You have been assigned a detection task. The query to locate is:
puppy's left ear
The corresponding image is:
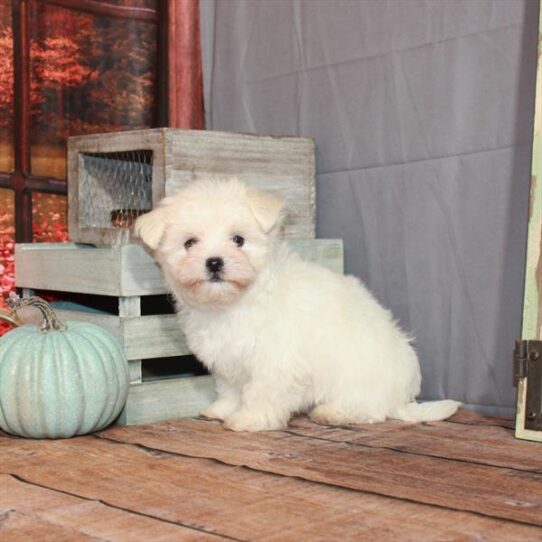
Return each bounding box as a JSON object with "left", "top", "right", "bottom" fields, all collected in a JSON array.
[
  {"left": 246, "top": 188, "right": 286, "bottom": 234},
  {"left": 133, "top": 198, "right": 173, "bottom": 250}
]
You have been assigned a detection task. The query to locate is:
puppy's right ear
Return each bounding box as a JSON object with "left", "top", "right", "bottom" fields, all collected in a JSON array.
[{"left": 133, "top": 198, "right": 172, "bottom": 250}]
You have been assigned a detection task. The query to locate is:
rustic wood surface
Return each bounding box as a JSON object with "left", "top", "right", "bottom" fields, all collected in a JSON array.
[
  {"left": 1, "top": 411, "right": 540, "bottom": 541},
  {"left": 0, "top": 475, "right": 221, "bottom": 542}
]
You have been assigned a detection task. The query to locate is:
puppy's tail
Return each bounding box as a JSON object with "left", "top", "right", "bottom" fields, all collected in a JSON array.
[{"left": 392, "top": 400, "right": 461, "bottom": 422}]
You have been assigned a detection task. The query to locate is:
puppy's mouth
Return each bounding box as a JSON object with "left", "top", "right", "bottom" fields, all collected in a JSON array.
[
  {"left": 177, "top": 268, "right": 252, "bottom": 292},
  {"left": 207, "top": 275, "right": 247, "bottom": 289},
  {"left": 206, "top": 275, "right": 250, "bottom": 290},
  {"left": 208, "top": 273, "right": 224, "bottom": 283},
  {"left": 181, "top": 274, "right": 231, "bottom": 287}
]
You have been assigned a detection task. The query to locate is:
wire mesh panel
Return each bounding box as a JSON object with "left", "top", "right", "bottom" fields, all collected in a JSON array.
[{"left": 78, "top": 150, "right": 153, "bottom": 229}]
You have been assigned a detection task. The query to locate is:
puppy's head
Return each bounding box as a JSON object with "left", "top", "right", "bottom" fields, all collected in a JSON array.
[{"left": 134, "top": 178, "right": 285, "bottom": 307}]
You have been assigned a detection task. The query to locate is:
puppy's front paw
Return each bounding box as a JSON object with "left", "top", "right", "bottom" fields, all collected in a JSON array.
[
  {"left": 201, "top": 399, "right": 238, "bottom": 421},
  {"left": 224, "top": 409, "right": 286, "bottom": 432}
]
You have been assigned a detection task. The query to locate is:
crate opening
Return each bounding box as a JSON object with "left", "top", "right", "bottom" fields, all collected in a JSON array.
[
  {"left": 32, "top": 290, "right": 176, "bottom": 316},
  {"left": 78, "top": 150, "right": 153, "bottom": 229},
  {"left": 142, "top": 355, "right": 208, "bottom": 382}
]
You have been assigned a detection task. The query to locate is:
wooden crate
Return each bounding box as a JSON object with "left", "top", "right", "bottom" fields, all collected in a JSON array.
[
  {"left": 15, "top": 240, "right": 343, "bottom": 425},
  {"left": 67, "top": 129, "right": 315, "bottom": 245}
]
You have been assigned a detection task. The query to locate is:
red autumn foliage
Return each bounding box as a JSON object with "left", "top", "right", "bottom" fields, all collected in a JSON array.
[
  {"left": 0, "top": 193, "right": 68, "bottom": 335},
  {"left": 0, "top": 194, "right": 16, "bottom": 336}
]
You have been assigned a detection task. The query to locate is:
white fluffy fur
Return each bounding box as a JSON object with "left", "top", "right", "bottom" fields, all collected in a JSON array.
[{"left": 135, "top": 178, "right": 460, "bottom": 431}]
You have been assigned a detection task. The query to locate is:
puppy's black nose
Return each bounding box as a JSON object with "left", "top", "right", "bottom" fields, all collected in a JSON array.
[{"left": 206, "top": 257, "right": 224, "bottom": 274}]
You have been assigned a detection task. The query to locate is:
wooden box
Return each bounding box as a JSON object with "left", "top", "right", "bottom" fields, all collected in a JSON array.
[
  {"left": 15, "top": 240, "right": 343, "bottom": 425},
  {"left": 67, "top": 129, "right": 315, "bottom": 246}
]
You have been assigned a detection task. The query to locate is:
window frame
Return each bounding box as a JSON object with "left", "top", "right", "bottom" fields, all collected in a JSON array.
[{"left": 0, "top": 0, "right": 170, "bottom": 242}]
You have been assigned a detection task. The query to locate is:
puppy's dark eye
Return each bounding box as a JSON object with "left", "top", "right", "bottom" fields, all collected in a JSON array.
[
  {"left": 232, "top": 235, "right": 244, "bottom": 247},
  {"left": 184, "top": 238, "right": 198, "bottom": 249}
]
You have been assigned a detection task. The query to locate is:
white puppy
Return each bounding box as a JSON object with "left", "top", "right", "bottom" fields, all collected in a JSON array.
[{"left": 135, "top": 178, "right": 460, "bottom": 431}]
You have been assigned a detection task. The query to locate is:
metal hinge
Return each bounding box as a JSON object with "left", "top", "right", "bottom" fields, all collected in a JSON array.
[
  {"left": 514, "top": 339, "right": 542, "bottom": 433},
  {"left": 514, "top": 340, "right": 541, "bottom": 386}
]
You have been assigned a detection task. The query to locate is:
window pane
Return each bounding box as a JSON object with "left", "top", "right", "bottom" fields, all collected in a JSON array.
[
  {"left": 0, "top": 0, "right": 14, "bottom": 173},
  {"left": 28, "top": 1, "right": 158, "bottom": 180},
  {"left": 32, "top": 192, "right": 68, "bottom": 243},
  {"left": 0, "top": 188, "right": 15, "bottom": 335}
]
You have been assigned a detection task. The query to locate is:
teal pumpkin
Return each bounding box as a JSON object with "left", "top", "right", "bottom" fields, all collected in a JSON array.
[{"left": 0, "top": 296, "right": 129, "bottom": 439}]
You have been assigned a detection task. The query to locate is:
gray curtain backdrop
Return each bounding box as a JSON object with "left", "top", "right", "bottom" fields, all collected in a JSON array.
[{"left": 199, "top": 0, "right": 539, "bottom": 417}]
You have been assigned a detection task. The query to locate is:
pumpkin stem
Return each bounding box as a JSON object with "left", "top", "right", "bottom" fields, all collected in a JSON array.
[{"left": 6, "top": 293, "right": 67, "bottom": 333}]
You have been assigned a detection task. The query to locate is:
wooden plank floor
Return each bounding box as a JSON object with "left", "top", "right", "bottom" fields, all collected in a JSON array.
[{"left": 1, "top": 411, "right": 541, "bottom": 541}]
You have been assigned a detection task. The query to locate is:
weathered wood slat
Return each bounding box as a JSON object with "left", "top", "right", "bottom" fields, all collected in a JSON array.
[
  {"left": 1, "top": 434, "right": 539, "bottom": 541},
  {"left": 15, "top": 243, "right": 165, "bottom": 297},
  {"left": 15, "top": 239, "right": 343, "bottom": 297},
  {"left": 51, "top": 310, "right": 190, "bottom": 360},
  {"left": 118, "top": 296, "right": 141, "bottom": 317},
  {"left": 119, "top": 244, "right": 169, "bottom": 296},
  {"left": 447, "top": 409, "right": 516, "bottom": 429},
  {"left": 0, "top": 474, "right": 223, "bottom": 541},
  {"left": 15, "top": 243, "right": 125, "bottom": 296},
  {"left": 515, "top": 0, "right": 542, "bottom": 444},
  {"left": 286, "top": 414, "right": 541, "bottom": 472},
  {"left": 117, "top": 375, "right": 216, "bottom": 426},
  {"left": 283, "top": 238, "right": 344, "bottom": 274},
  {"left": 128, "top": 361, "right": 142, "bottom": 384},
  {"left": 521, "top": 6, "right": 542, "bottom": 348},
  {"left": 166, "top": 130, "right": 316, "bottom": 243},
  {"left": 53, "top": 308, "right": 122, "bottom": 336},
  {"left": 121, "top": 314, "right": 189, "bottom": 359},
  {"left": 102, "top": 417, "right": 542, "bottom": 526},
  {"left": 0, "top": 510, "right": 95, "bottom": 542}
]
